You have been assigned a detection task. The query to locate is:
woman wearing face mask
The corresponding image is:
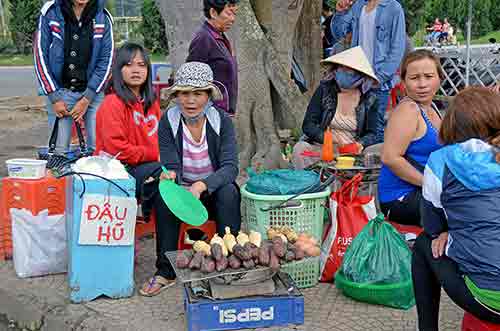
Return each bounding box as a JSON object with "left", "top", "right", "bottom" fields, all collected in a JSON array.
[
  {"left": 292, "top": 46, "right": 381, "bottom": 170},
  {"left": 138, "top": 62, "right": 241, "bottom": 296},
  {"left": 378, "top": 50, "right": 444, "bottom": 226}
]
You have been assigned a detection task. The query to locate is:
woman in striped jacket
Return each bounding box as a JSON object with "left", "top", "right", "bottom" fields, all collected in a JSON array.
[{"left": 139, "top": 62, "right": 241, "bottom": 296}]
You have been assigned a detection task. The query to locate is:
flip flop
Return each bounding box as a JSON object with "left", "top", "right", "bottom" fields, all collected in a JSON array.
[{"left": 139, "top": 275, "right": 175, "bottom": 297}]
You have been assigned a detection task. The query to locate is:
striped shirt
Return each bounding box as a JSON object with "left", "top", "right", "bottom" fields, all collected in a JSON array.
[{"left": 182, "top": 121, "right": 214, "bottom": 185}]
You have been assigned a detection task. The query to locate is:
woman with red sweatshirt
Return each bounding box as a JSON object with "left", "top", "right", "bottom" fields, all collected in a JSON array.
[{"left": 95, "top": 43, "right": 161, "bottom": 204}]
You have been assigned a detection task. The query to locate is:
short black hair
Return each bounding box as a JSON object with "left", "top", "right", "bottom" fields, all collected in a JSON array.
[
  {"left": 106, "top": 43, "right": 156, "bottom": 113},
  {"left": 203, "top": 0, "right": 239, "bottom": 19},
  {"left": 322, "top": 1, "right": 332, "bottom": 11}
]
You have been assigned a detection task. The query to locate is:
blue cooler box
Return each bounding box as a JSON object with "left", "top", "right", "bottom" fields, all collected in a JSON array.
[
  {"left": 184, "top": 280, "right": 304, "bottom": 331},
  {"left": 66, "top": 174, "right": 136, "bottom": 303}
]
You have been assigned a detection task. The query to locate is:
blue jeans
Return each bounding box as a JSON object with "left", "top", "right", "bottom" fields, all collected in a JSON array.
[
  {"left": 46, "top": 89, "right": 104, "bottom": 154},
  {"left": 374, "top": 88, "right": 390, "bottom": 143}
]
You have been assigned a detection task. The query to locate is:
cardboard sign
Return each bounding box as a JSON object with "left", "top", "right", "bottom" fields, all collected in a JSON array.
[{"left": 79, "top": 194, "right": 137, "bottom": 246}]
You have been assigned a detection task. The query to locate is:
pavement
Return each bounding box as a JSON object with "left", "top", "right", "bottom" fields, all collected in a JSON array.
[{"left": 0, "top": 236, "right": 464, "bottom": 331}]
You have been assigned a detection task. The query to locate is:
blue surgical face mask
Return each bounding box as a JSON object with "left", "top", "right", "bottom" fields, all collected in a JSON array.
[
  {"left": 335, "top": 70, "right": 364, "bottom": 90},
  {"left": 181, "top": 100, "right": 213, "bottom": 125}
]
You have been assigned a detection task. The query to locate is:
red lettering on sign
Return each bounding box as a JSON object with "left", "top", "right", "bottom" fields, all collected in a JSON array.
[
  {"left": 115, "top": 207, "right": 127, "bottom": 221},
  {"left": 112, "top": 222, "right": 124, "bottom": 241},
  {"left": 84, "top": 204, "right": 100, "bottom": 221},
  {"left": 97, "top": 225, "right": 111, "bottom": 243}
]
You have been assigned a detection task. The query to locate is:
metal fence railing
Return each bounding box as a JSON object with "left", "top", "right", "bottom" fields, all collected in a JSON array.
[{"left": 423, "top": 44, "right": 500, "bottom": 98}]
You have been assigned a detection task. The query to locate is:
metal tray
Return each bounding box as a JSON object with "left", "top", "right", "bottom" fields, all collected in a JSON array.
[
  {"left": 165, "top": 250, "right": 317, "bottom": 284},
  {"left": 166, "top": 250, "right": 274, "bottom": 283}
]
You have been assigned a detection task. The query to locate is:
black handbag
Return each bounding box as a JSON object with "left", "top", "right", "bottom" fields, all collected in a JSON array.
[{"left": 38, "top": 118, "right": 90, "bottom": 171}]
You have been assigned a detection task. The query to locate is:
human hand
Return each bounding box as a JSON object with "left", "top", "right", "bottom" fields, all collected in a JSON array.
[
  {"left": 336, "top": 0, "right": 354, "bottom": 12},
  {"left": 490, "top": 83, "right": 500, "bottom": 94},
  {"left": 160, "top": 170, "right": 176, "bottom": 181},
  {"left": 70, "top": 97, "right": 90, "bottom": 122},
  {"left": 355, "top": 142, "right": 364, "bottom": 154},
  {"left": 188, "top": 181, "right": 207, "bottom": 199},
  {"left": 431, "top": 232, "right": 448, "bottom": 259},
  {"left": 52, "top": 100, "right": 70, "bottom": 118}
]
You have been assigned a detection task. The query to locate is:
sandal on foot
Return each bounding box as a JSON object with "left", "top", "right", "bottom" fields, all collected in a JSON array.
[{"left": 139, "top": 275, "right": 175, "bottom": 297}]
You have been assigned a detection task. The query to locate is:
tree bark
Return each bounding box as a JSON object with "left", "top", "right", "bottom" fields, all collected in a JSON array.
[{"left": 157, "top": 0, "right": 320, "bottom": 170}]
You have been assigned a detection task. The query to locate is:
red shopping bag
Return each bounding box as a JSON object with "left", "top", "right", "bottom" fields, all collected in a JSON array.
[{"left": 320, "top": 174, "right": 377, "bottom": 282}]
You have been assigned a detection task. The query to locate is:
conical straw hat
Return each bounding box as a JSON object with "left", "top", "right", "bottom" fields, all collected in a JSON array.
[{"left": 321, "top": 46, "right": 379, "bottom": 82}]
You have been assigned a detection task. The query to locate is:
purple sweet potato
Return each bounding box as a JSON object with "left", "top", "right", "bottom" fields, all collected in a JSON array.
[
  {"left": 272, "top": 236, "right": 286, "bottom": 258},
  {"left": 244, "top": 242, "right": 259, "bottom": 259},
  {"left": 200, "top": 256, "right": 216, "bottom": 273},
  {"left": 215, "top": 256, "right": 229, "bottom": 272},
  {"left": 242, "top": 259, "right": 255, "bottom": 269},
  {"left": 228, "top": 255, "right": 242, "bottom": 269},
  {"left": 175, "top": 250, "right": 193, "bottom": 269},
  {"left": 269, "top": 250, "right": 280, "bottom": 272},
  {"left": 189, "top": 251, "right": 204, "bottom": 270},
  {"left": 233, "top": 244, "right": 251, "bottom": 261},
  {"left": 258, "top": 245, "right": 270, "bottom": 266},
  {"left": 211, "top": 243, "right": 224, "bottom": 262}
]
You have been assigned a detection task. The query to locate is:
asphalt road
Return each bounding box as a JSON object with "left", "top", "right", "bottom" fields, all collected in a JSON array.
[{"left": 0, "top": 67, "right": 39, "bottom": 97}]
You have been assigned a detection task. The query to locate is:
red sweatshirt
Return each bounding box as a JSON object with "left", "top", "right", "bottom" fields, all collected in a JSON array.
[{"left": 95, "top": 93, "right": 160, "bottom": 166}]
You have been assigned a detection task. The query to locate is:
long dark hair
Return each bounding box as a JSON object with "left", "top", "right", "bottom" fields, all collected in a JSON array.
[{"left": 106, "top": 43, "right": 156, "bottom": 113}]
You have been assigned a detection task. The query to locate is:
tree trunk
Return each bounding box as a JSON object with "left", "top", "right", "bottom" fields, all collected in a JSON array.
[{"left": 156, "top": 0, "right": 320, "bottom": 170}]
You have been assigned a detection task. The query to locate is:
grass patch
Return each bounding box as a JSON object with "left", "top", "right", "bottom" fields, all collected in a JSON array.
[
  {"left": 0, "top": 54, "right": 33, "bottom": 66},
  {"left": 151, "top": 53, "right": 168, "bottom": 63},
  {"left": 413, "top": 29, "right": 500, "bottom": 47}
]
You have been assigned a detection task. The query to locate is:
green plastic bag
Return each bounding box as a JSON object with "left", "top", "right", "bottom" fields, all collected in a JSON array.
[{"left": 335, "top": 214, "right": 415, "bottom": 309}]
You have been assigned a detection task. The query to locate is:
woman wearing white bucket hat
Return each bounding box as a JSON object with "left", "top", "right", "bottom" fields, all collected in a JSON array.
[
  {"left": 292, "top": 46, "right": 381, "bottom": 169},
  {"left": 139, "top": 62, "right": 241, "bottom": 296}
]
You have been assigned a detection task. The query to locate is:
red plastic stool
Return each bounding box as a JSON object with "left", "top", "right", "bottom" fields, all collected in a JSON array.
[
  {"left": 462, "top": 312, "right": 500, "bottom": 331},
  {"left": 135, "top": 210, "right": 156, "bottom": 240},
  {"left": 177, "top": 220, "right": 217, "bottom": 250}
]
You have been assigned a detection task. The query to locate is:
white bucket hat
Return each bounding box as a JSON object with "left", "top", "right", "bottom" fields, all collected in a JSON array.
[
  {"left": 321, "top": 46, "right": 379, "bottom": 83},
  {"left": 165, "top": 62, "right": 223, "bottom": 100}
]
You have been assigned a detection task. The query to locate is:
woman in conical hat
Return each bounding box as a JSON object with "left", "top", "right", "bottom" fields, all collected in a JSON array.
[{"left": 292, "top": 46, "right": 381, "bottom": 169}]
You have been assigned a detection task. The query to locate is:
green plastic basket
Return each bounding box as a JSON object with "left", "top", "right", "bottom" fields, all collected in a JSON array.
[
  {"left": 281, "top": 256, "right": 320, "bottom": 289},
  {"left": 241, "top": 184, "right": 330, "bottom": 242},
  {"left": 335, "top": 272, "right": 415, "bottom": 310}
]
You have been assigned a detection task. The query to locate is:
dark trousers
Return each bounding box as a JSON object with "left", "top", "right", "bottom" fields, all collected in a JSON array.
[
  {"left": 412, "top": 234, "right": 500, "bottom": 330},
  {"left": 374, "top": 88, "right": 390, "bottom": 142},
  {"left": 380, "top": 189, "right": 422, "bottom": 226},
  {"left": 154, "top": 182, "right": 241, "bottom": 279}
]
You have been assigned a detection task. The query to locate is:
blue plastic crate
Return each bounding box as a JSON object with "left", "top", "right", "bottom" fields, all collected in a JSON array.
[
  {"left": 66, "top": 174, "right": 136, "bottom": 303},
  {"left": 183, "top": 284, "right": 304, "bottom": 331}
]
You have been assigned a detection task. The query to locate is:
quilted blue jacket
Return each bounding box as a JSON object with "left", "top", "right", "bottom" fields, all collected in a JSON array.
[{"left": 33, "top": 0, "right": 113, "bottom": 103}]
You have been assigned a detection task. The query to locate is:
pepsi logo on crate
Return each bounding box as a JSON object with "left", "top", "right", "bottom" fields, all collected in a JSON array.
[{"left": 216, "top": 306, "right": 274, "bottom": 324}]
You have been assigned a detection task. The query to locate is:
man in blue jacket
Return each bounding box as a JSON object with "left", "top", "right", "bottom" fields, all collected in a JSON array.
[
  {"left": 331, "top": 0, "right": 406, "bottom": 143},
  {"left": 34, "top": 0, "right": 114, "bottom": 153}
]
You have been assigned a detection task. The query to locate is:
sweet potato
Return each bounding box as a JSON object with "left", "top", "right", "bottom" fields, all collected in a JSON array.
[
  {"left": 272, "top": 236, "right": 286, "bottom": 258},
  {"left": 200, "top": 256, "right": 216, "bottom": 273},
  {"left": 233, "top": 244, "right": 251, "bottom": 261},
  {"left": 189, "top": 251, "right": 204, "bottom": 270},
  {"left": 258, "top": 245, "right": 270, "bottom": 266},
  {"left": 175, "top": 250, "right": 193, "bottom": 269},
  {"left": 244, "top": 242, "right": 259, "bottom": 259},
  {"left": 242, "top": 259, "right": 255, "bottom": 269},
  {"left": 215, "top": 256, "right": 229, "bottom": 272},
  {"left": 211, "top": 243, "right": 224, "bottom": 261},
  {"left": 287, "top": 243, "right": 305, "bottom": 260},
  {"left": 269, "top": 250, "right": 280, "bottom": 272},
  {"left": 228, "top": 255, "right": 242, "bottom": 269}
]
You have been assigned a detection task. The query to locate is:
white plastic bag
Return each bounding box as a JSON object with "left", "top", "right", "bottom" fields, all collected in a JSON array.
[{"left": 11, "top": 208, "right": 67, "bottom": 278}]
